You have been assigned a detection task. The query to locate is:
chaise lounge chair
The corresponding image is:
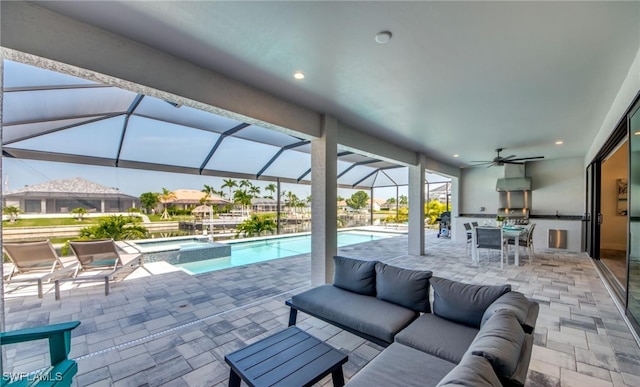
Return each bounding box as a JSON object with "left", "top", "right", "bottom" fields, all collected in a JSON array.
[
  {"left": 67, "top": 239, "right": 144, "bottom": 295},
  {"left": 3, "top": 240, "right": 78, "bottom": 299}
]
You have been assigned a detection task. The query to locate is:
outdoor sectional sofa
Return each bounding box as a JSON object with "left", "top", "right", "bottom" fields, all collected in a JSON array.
[{"left": 286, "top": 256, "right": 539, "bottom": 387}]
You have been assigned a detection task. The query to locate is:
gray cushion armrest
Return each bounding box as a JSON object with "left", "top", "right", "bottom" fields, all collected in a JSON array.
[
  {"left": 346, "top": 343, "right": 456, "bottom": 387},
  {"left": 468, "top": 310, "right": 528, "bottom": 387},
  {"left": 290, "top": 285, "right": 418, "bottom": 345},
  {"left": 507, "top": 333, "right": 534, "bottom": 387},
  {"left": 437, "top": 354, "right": 503, "bottom": 387},
  {"left": 481, "top": 291, "right": 540, "bottom": 333},
  {"left": 395, "top": 314, "right": 479, "bottom": 364}
]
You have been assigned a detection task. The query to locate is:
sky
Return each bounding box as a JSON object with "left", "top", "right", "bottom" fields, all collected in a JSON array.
[{"left": 2, "top": 158, "right": 413, "bottom": 202}]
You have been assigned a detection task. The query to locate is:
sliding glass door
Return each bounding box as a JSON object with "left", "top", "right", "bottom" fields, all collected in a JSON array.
[{"left": 628, "top": 102, "right": 640, "bottom": 326}]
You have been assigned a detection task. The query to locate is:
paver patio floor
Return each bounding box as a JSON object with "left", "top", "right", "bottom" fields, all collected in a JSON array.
[{"left": 3, "top": 229, "right": 640, "bottom": 386}]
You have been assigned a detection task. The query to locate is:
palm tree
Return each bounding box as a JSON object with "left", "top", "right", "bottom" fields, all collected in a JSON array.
[
  {"left": 234, "top": 189, "right": 252, "bottom": 216},
  {"left": 239, "top": 179, "right": 252, "bottom": 190},
  {"left": 285, "top": 191, "right": 299, "bottom": 213},
  {"left": 201, "top": 184, "right": 216, "bottom": 204},
  {"left": 79, "top": 215, "right": 149, "bottom": 240},
  {"left": 249, "top": 184, "right": 261, "bottom": 198},
  {"left": 159, "top": 187, "right": 177, "bottom": 219},
  {"left": 221, "top": 178, "right": 237, "bottom": 199},
  {"left": 3, "top": 206, "right": 20, "bottom": 223},
  {"left": 265, "top": 183, "right": 277, "bottom": 199},
  {"left": 71, "top": 207, "right": 88, "bottom": 221},
  {"left": 236, "top": 214, "right": 276, "bottom": 238}
]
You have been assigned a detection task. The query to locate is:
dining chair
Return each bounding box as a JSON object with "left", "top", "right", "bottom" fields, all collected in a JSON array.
[
  {"left": 475, "top": 227, "right": 506, "bottom": 269},
  {"left": 507, "top": 223, "right": 536, "bottom": 263},
  {"left": 463, "top": 223, "right": 473, "bottom": 256}
]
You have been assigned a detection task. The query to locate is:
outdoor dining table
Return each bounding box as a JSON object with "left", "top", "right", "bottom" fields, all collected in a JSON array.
[{"left": 471, "top": 225, "right": 527, "bottom": 267}]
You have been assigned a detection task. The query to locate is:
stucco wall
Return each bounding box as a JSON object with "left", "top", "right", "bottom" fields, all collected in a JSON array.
[
  {"left": 526, "top": 158, "right": 584, "bottom": 216},
  {"left": 586, "top": 46, "right": 640, "bottom": 165},
  {"left": 455, "top": 157, "right": 585, "bottom": 252}
]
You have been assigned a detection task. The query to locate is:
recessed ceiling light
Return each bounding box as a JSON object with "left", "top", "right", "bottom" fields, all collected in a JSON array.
[
  {"left": 555, "top": 140, "right": 564, "bottom": 145},
  {"left": 293, "top": 71, "right": 305, "bottom": 80},
  {"left": 375, "top": 31, "right": 392, "bottom": 44},
  {"left": 453, "top": 154, "right": 459, "bottom": 158},
  {"left": 634, "top": 131, "right": 640, "bottom": 136}
]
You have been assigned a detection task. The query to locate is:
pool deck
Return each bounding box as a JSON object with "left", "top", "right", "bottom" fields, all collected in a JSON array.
[{"left": 3, "top": 229, "right": 640, "bottom": 386}]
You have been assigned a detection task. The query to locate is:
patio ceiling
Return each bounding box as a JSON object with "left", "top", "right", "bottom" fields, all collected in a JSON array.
[
  {"left": 2, "top": 60, "right": 450, "bottom": 190},
  {"left": 19, "top": 1, "right": 640, "bottom": 168}
]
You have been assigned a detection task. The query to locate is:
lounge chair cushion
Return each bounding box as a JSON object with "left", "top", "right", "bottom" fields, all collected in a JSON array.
[
  {"left": 375, "top": 262, "right": 432, "bottom": 312},
  {"left": 395, "top": 313, "right": 479, "bottom": 364},
  {"left": 332, "top": 256, "right": 377, "bottom": 296},
  {"left": 346, "top": 342, "right": 456, "bottom": 387},
  {"left": 431, "top": 277, "right": 511, "bottom": 328},
  {"left": 468, "top": 310, "right": 530, "bottom": 386},
  {"left": 437, "top": 354, "right": 503, "bottom": 387},
  {"left": 290, "top": 285, "right": 418, "bottom": 344},
  {"left": 481, "top": 291, "right": 540, "bottom": 334}
]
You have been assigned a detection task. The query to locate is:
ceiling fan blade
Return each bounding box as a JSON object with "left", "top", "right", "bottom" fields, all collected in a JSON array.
[
  {"left": 502, "top": 155, "right": 517, "bottom": 160},
  {"left": 509, "top": 156, "right": 545, "bottom": 161},
  {"left": 470, "top": 160, "right": 492, "bottom": 163},
  {"left": 502, "top": 160, "right": 525, "bottom": 165}
]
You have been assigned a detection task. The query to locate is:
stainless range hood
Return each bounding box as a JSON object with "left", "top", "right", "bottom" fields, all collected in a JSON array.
[
  {"left": 496, "top": 177, "right": 531, "bottom": 191},
  {"left": 496, "top": 164, "right": 531, "bottom": 223},
  {"left": 496, "top": 164, "right": 531, "bottom": 192}
]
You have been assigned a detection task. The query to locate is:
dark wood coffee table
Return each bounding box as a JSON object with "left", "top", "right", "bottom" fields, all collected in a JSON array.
[{"left": 225, "top": 326, "right": 348, "bottom": 387}]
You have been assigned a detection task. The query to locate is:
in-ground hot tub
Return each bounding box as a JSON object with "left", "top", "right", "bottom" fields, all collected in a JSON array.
[{"left": 129, "top": 236, "right": 231, "bottom": 264}]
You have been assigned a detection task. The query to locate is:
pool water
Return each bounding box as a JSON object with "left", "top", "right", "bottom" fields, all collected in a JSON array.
[{"left": 176, "top": 231, "right": 396, "bottom": 274}]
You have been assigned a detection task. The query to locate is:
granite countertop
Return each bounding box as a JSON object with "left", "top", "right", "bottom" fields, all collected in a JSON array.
[{"left": 459, "top": 214, "right": 583, "bottom": 221}]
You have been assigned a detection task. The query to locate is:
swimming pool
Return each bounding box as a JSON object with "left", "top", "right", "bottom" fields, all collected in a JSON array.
[{"left": 176, "top": 230, "right": 397, "bottom": 274}]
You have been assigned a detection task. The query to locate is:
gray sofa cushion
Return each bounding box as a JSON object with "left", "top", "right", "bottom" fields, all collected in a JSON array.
[
  {"left": 481, "top": 291, "right": 540, "bottom": 334},
  {"left": 375, "top": 262, "right": 432, "bottom": 312},
  {"left": 346, "top": 343, "right": 456, "bottom": 387},
  {"left": 395, "top": 313, "right": 479, "bottom": 364},
  {"left": 468, "top": 310, "right": 527, "bottom": 386},
  {"left": 431, "top": 277, "right": 511, "bottom": 328},
  {"left": 333, "top": 256, "right": 377, "bottom": 295},
  {"left": 290, "top": 285, "right": 418, "bottom": 344},
  {"left": 437, "top": 354, "right": 503, "bottom": 387}
]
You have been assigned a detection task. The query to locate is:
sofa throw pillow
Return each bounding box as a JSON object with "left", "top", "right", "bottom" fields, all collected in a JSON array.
[
  {"left": 468, "top": 310, "right": 526, "bottom": 382},
  {"left": 375, "top": 262, "right": 432, "bottom": 312},
  {"left": 332, "top": 256, "right": 377, "bottom": 296},
  {"left": 481, "top": 291, "right": 540, "bottom": 334},
  {"left": 431, "top": 277, "right": 511, "bottom": 328}
]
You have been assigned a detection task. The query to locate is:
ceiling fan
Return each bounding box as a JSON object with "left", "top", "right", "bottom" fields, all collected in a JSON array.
[{"left": 471, "top": 148, "right": 544, "bottom": 167}]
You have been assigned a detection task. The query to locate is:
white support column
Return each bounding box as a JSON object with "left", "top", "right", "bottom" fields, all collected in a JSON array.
[
  {"left": 450, "top": 177, "right": 461, "bottom": 242},
  {"left": 0, "top": 56, "right": 6, "bottom": 349},
  {"left": 41, "top": 198, "right": 46, "bottom": 213},
  {"left": 409, "top": 154, "right": 426, "bottom": 255},
  {"left": 311, "top": 115, "right": 338, "bottom": 285}
]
